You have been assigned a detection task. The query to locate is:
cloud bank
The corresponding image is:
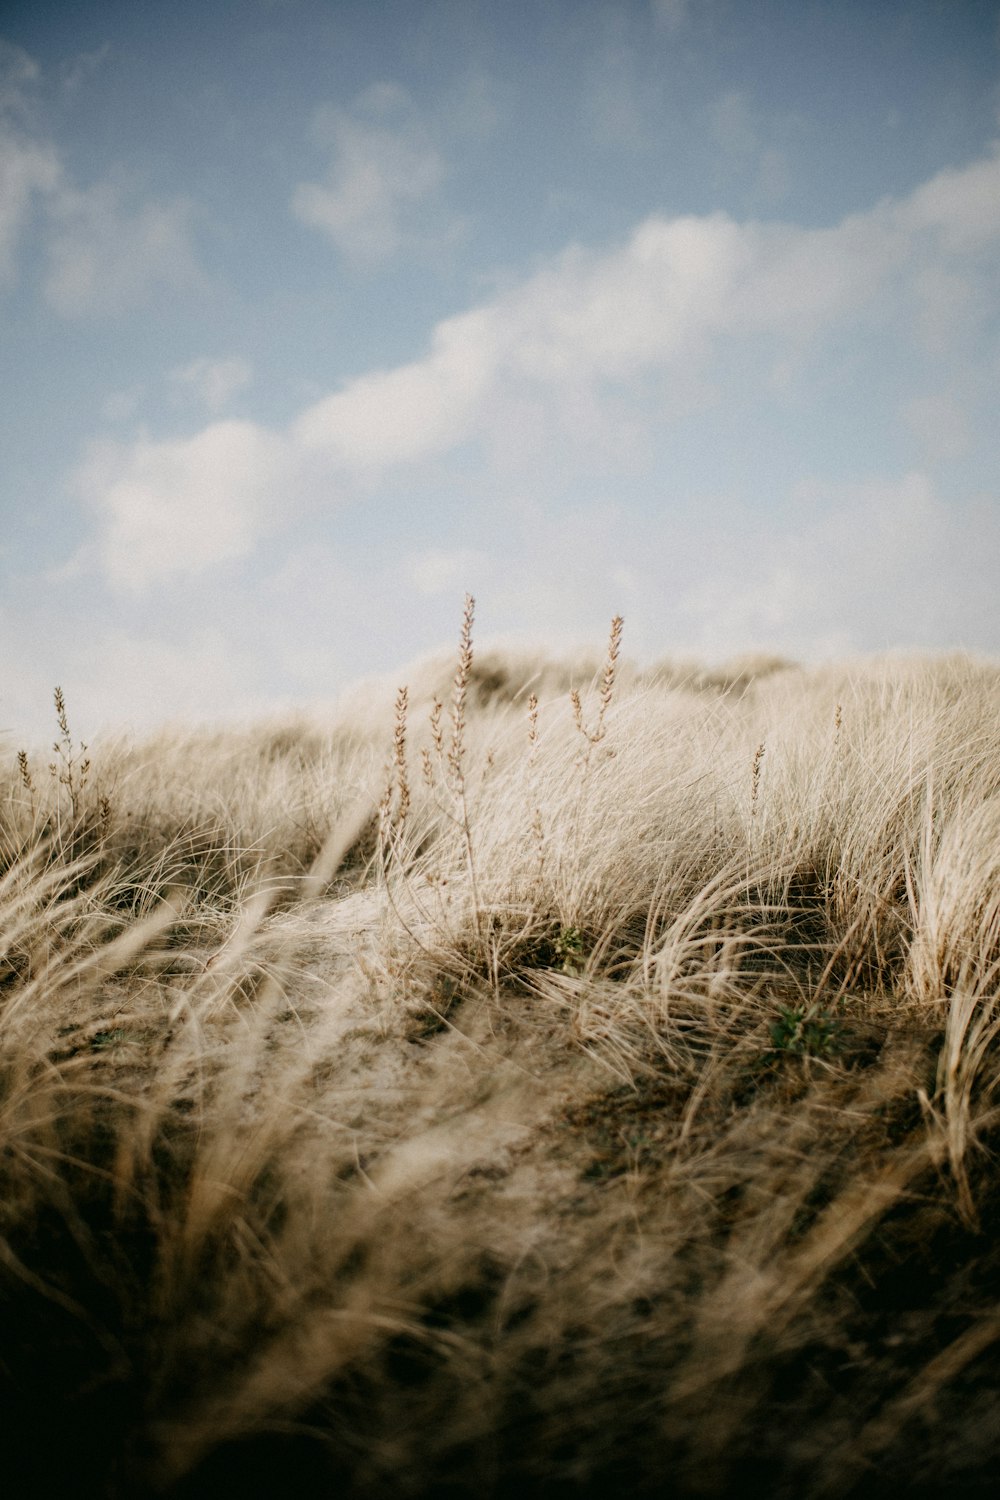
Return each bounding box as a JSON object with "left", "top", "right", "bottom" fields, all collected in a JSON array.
[{"left": 71, "top": 143, "right": 1000, "bottom": 590}]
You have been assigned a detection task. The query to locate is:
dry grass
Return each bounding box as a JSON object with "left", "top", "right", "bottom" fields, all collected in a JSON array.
[{"left": 2, "top": 622, "right": 1000, "bottom": 1497}]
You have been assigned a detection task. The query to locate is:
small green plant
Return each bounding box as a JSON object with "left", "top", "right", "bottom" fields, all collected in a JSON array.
[
  {"left": 768, "top": 1003, "right": 841, "bottom": 1059},
  {"left": 511, "top": 923, "right": 587, "bottom": 978},
  {"left": 90, "top": 1027, "right": 128, "bottom": 1052},
  {"left": 552, "top": 925, "right": 585, "bottom": 974}
]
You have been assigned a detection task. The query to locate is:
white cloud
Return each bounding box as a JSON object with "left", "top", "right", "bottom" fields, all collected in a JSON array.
[
  {"left": 74, "top": 145, "right": 1000, "bottom": 592},
  {"left": 291, "top": 187, "right": 920, "bottom": 472},
  {"left": 294, "top": 211, "right": 747, "bottom": 472},
  {"left": 291, "top": 86, "right": 448, "bottom": 263},
  {"left": 293, "top": 304, "right": 497, "bottom": 464},
  {"left": 511, "top": 215, "right": 744, "bottom": 378},
  {"left": 74, "top": 421, "right": 292, "bottom": 589},
  {"left": 909, "top": 263, "right": 985, "bottom": 353},
  {"left": 170, "top": 356, "right": 253, "bottom": 413},
  {"left": 732, "top": 211, "right": 905, "bottom": 334},
  {"left": 899, "top": 145, "right": 1000, "bottom": 349},
  {"left": 902, "top": 146, "right": 1000, "bottom": 254},
  {"left": 43, "top": 182, "right": 204, "bottom": 317}
]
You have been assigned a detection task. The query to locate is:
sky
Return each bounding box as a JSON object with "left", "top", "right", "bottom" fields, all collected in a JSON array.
[{"left": 1, "top": 0, "right": 999, "bottom": 744}]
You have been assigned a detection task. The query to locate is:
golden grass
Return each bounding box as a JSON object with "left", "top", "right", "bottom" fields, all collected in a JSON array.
[{"left": 2, "top": 621, "right": 1000, "bottom": 1496}]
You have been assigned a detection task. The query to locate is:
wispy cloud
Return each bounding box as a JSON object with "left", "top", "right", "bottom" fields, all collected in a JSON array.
[
  {"left": 0, "top": 41, "right": 59, "bottom": 279},
  {"left": 291, "top": 83, "right": 454, "bottom": 264},
  {"left": 0, "top": 127, "right": 59, "bottom": 280},
  {"left": 651, "top": 0, "right": 693, "bottom": 35},
  {"left": 169, "top": 356, "right": 254, "bottom": 413},
  {"left": 59, "top": 41, "right": 112, "bottom": 96},
  {"left": 708, "top": 89, "right": 792, "bottom": 203},
  {"left": 0, "top": 37, "right": 40, "bottom": 115},
  {"left": 100, "top": 385, "right": 146, "bottom": 424},
  {"left": 43, "top": 181, "right": 204, "bottom": 317},
  {"left": 0, "top": 40, "right": 205, "bottom": 316}
]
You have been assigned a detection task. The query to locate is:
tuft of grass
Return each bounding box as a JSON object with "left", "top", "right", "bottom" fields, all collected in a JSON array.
[{"left": 768, "top": 1002, "right": 842, "bottom": 1059}]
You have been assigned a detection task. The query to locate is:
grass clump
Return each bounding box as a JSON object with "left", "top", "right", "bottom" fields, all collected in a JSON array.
[
  {"left": 768, "top": 1002, "right": 842, "bottom": 1059},
  {"left": 1, "top": 613, "right": 1000, "bottom": 1496}
]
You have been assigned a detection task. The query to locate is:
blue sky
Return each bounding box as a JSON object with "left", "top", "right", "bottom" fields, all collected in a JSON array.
[{"left": 2, "top": 0, "right": 999, "bottom": 742}]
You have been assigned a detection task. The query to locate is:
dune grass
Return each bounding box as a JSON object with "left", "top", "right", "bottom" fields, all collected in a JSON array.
[{"left": 2, "top": 607, "right": 1000, "bottom": 1497}]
